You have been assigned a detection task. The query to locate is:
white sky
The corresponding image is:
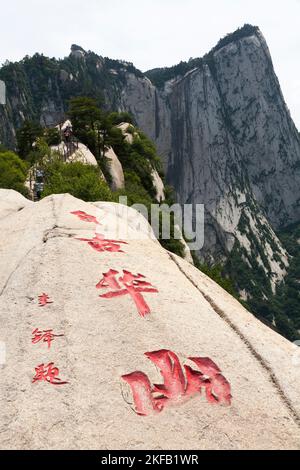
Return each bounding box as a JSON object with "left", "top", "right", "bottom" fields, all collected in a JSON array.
[{"left": 1, "top": 0, "right": 300, "bottom": 128}]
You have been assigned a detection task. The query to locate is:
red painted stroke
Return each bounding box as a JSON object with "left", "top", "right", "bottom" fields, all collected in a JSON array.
[
  {"left": 76, "top": 233, "right": 128, "bottom": 253},
  {"left": 145, "top": 350, "right": 186, "bottom": 400},
  {"left": 97, "top": 269, "right": 158, "bottom": 317},
  {"left": 38, "top": 293, "right": 53, "bottom": 307},
  {"left": 71, "top": 211, "right": 101, "bottom": 225},
  {"left": 32, "top": 328, "right": 64, "bottom": 349},
  {"left": 206, "top": 372, "right": 232, "bottom": 406},
  {"left": 122, "top": 372, "right": 162, "bottom": 416},
  {"left": 32, "top": 363, "right": 69, "bottom": 385},
  {"left": 122, "top": 350, "right": 231, "bottom": 416},
  {"left": 188, "top": 357, "right": 221, "bottom": 378}
]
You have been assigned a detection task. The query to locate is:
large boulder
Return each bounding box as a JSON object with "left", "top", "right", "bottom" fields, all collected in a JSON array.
[
  {"left": 0, "top": 190, "right": 300, "bottom": 450},
  {"left": 105, "top": 146, "right": 125, "bottom": 191},
  {"left": 0, "top": 189, "right": 33, "bottom": 219}
]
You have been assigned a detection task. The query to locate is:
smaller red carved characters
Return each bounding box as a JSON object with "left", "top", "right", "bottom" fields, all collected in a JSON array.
[
  {"left": 96, "top": 269, "right": 158, "bottom": 317},
  {"left": 76, "top": 233, "right": 128, "bottom": 253},
  {"left": 32, "top": 329, "right": 64, "bottom": 349},
  {"left": 121, "top": 350, "right": 232, "bottom": 416},
  {"left": 38, "top": 293, "right": 53, "bottom": 307},
  {"left": 71, "top": 210, "right": 100, "bottom": 225},
  {"left": 32, "top": 363, "right": 68, "bottom": 385}
]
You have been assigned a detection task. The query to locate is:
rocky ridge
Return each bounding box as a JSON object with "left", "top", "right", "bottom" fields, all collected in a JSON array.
[
  {"left": 0, "top": 189, "right": 300, "bottom": 449},
  {"left": 0, "top": 24, "right": 300, "bottom": 307}
]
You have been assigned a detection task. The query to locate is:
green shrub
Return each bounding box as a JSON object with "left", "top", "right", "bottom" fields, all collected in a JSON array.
[
  {"left": 17, "top": 120, "right": 43, "bottom": 158},
  {"left": 193, "top": 254, "right": 237, "bottom": 297},
  {"left": 44, "top": 127, "right": 61, "bottom": 146},
  {"left": 42, "top": 161, "right": 112, "bottom": 202},
  {"left": 0, "top": 150, "right": 29, "bottom": 196},
  {"left": 108, "top": 112, "right": 134, "bottom": 126}
]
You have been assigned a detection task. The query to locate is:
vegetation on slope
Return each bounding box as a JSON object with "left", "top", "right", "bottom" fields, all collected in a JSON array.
[
  {"left": 274, "top": 224, "right": 300, "bottom": 334},
  {"left": 190, "top": 202, "right": 300, "bottom": 342},
  {"left": 0, "top": 148, "right": 28, "bottom": 196},
  {"left": 192, "top": 253, "right": 237, "bottom": 297},
  {"left": 146, "top": 58, "right": 204, "bottom": 89},
  {"left": 0, "top": 48, "right": 144, "bottom": 139},
  {"left": 66, "top": 97, "right": 184, "bottom": 256},
  {"left": 208, "top": 24, "right": 259, "bottom": 55},
  {"left": 42, "top": 160, "right": 113, "bottom": 202},
  {"left": 6, "top": 96, "right": 184, "bottom": 258},
  {"left": 0, "top": 36, "right": 298, "bottom": 342}
]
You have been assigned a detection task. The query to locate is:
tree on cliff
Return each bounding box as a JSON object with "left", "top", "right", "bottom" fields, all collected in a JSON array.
[
  {"left": 0, "top": 150, "right": 28, "bottom": 195},
  {"left": 17, "top": 121, "right": 61, "bottom": 161},
  {"left": 16, "top": 121, "right": 43, "bottom": 158},
  {"left": 42, "top": 160, "right": 112, "bottom": 202},
  {"left": 67, "top": 97, "right": 102, "bottom": 154}
]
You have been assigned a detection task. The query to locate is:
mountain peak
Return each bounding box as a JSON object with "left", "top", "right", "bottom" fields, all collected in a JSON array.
[
  {"left": 208, "top": 24, "right": 260, "bottom": 55},
  {"left": 70, "top": 44, "right": 86, "bottom": 58}
]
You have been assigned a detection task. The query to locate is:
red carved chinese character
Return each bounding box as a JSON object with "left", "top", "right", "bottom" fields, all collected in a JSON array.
[
  {"left": 32, "top": 363, "right": 68, "bottom": 385},
  {"left": 71, "top": 210, "right": 100, "bottom": 225},
  {"left": 121, "top": 350, "right": 231, "bottom": 416},
  {"left": 145, "top": 350, "right": 186, "bottom": 400},
  {"left": 38, "top": 293, "right": 53, "bottom": 307},
  {"left": 185, "top": 357, "right": 231, "bottom": 405},
  {"left": 121, "top": 372, "right": 163, "bottom": 417},
  {"left": 32, "top": 328, "right": 64, "bottom": 349},
  {"left": 76, "top": 233, "right": 128, "bottom": 253},
  {"left": 97, "top": 269, "right": 158, "bottom": 317}
]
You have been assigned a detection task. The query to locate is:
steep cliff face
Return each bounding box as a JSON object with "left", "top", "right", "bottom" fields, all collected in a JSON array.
[
  {"left": 117, "top": 28, "right": 300, "bottom": 303},
  {"left": 121, "top": 28, "right": 300, "bottom": 304},
  {"left": 118, "top": 29, "right": 300, "bottom": 261},
  {"left": 145, "top": 29, "right": 300, "bottom": 249},
  {"left": 166, "top": 30, "right": 300, "bottom": 230},
  {"left": 1, "top": 25, "right": 300, "bottom": 306}
]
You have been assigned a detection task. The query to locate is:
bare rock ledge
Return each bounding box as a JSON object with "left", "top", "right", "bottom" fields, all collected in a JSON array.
[{"left": 0, "top": 190, "right": 300, "bottom": 450}]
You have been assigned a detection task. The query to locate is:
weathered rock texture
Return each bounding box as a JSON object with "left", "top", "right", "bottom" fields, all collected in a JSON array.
[
  {"left": 0, "top": 80, "right": 5, "bottom": 105},
  {"left": 105, "top": 146, "right": 125, "bottom": 191},
  {"left": 118, "top": 30, "right": 300, "bottom": 270},
  {"left": 1, "top": 26, "right": 300, "bottom": 299},
  {"left": 118, "top": 28, "right": 300, "bottom": 300},
  {"left": 0, "top": 189, "right": 300, "bottom": 450}
]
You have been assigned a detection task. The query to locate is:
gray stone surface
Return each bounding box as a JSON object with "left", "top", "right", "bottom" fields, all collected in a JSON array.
[
  {"left": 0, "top": 190, "right": 300, "bottom": 450},
  {"left": 116, "top": 32, "right": 300, "bottom": 267},
  {"left": 1, "top": 27, "right": 300, "bottom": 293},
  {"left": 105, "top": 146, "right": 125, "bottom": 191}
]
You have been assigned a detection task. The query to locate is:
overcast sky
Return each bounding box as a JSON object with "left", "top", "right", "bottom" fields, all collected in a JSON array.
[{"left": 1, "top": 0, "right": 300, "bottom": 128}]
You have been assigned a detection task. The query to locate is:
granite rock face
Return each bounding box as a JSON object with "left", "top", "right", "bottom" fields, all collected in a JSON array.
[
  {"left": 1, "top": 27, "right": 300, "bottom": 298},
  {"left": 0, "top": 190, "right": 300, "bottom": 450},
  {"left": 104, "top": 146, "right": 125, "bottom": 191},
  {"left": 116, "top": 29, "right": 300, "bottom": 300},
  {"left": 116, "top": 31, "right": 300, "bottom": 264}
]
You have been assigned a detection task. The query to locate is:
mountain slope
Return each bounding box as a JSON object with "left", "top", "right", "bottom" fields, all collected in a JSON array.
[
  {"left": 0, "top": 25, "right": 300, "bottom": 334},
  {"left": 0, "top": 189, "right": 300, "bottom": 449}
]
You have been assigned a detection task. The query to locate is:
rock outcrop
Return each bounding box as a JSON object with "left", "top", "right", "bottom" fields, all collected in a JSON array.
[
  {"left": 0, "top": 80, "right": 5, "bottom": 105},
  {"left": 0, "top": 189, "right": 300, "bottom": 450},
  {"left": 151, "top": 168, "right": 165, "bottom": 203},
  {"left": 160, "top": 30, "right": 300, "bottom": 257},
  {"left": 114, "top": 27, "right": 300, "bottom": 300},
  {"left": 1, "top": 25, "right": 300, "bottom": 300},
  {"left": 104, "top": 146, "right": 125, "bottom": 191},
  {"left": 116, "top": 29, "right": 300, "bottom": 262},
  {"left": 51, "top": 142, "right": 99, "bottom": 166}
]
